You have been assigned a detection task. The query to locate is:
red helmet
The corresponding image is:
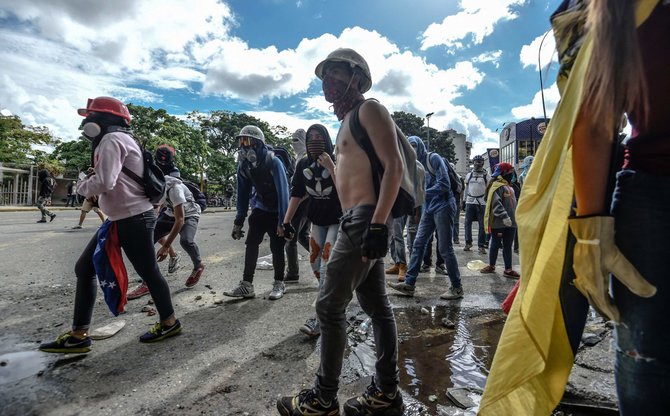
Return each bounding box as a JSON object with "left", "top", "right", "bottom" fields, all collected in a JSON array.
[{"left": 78, "top": 96, "right": 132, "bottom": 124}]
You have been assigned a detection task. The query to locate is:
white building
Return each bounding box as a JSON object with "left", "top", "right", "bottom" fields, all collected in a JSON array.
[{"left": 445, "top": 129, "right": 472, "bottom": 177}]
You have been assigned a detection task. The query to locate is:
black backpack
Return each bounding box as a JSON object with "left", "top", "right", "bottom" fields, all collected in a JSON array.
[
  {"left": 182, "top": 179, "right": 207, "bottom": 212},
  {"left": 122, "top": 141, "right": 166, "bottom": 205},
  {"left": 267, "top": 145, "right": 295, "bottom": 182},
  {"left": 349, "top": 99, "right": 418, "bottom": 218},
  {"left": 425, "top": 152, "right": 463, "bottom": 197}
]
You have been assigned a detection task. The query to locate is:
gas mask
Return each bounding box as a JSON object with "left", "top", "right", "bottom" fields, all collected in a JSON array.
[
  {"left": 239, "top": 148, "right": 258, "bottom": 166},
  {"left": 82, "top": 122, "right": 101, "bottom": 138}
]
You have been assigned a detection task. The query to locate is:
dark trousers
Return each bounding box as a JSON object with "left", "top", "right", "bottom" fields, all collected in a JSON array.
[
  {"left": 488, "top": 227, "right": 516, "bottom": 269},
  {"left": 422, "top": 233, "right": 444, "bottom": 267},
  {"left": 73, "top": 210, "right": 174, "bottom": 330},
  {"left": 243, "top": 208, "right": 286, "bottom": 282},
  {"left": 154, "top": 214, "right": 202, "bottom": 268},
  {"left": 285, "top": 200, "right": 311, "bottom": 278}
]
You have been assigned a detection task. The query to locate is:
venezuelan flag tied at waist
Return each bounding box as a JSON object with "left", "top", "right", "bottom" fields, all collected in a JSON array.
[{"left": 93, "top": 221, "right": 128, "bottom": 316}]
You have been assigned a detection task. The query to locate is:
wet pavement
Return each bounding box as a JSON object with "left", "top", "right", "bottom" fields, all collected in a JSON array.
[{"left": 0, "top": 209, "right": 617, "bottom": 415}]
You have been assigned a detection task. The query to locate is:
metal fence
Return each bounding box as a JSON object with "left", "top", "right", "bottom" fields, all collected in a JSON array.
[{"left": 0, "top": 164, "right": 35, "bottom": 206}]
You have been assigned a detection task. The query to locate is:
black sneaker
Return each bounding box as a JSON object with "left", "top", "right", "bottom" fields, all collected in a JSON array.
[
  {"left": 139, "top": 320, "right": 182, "bottom": 343},
  {"left": 435, "top": 264, "right": 448, "bottom": 275},
  {"left": 277, "top": 388, "right": 340, "bottom": 416},
  {"left": 36, "top": 219, "right": 47, "bottom": 223},
  {"left": 49, "top": 213, "right": 57, "bottom": 222},
  {"left": 344, "top": 378, "right": 404, "bottom": 416},
  {"left": 420, "top": 264, "right": 431, "bottom": 273},
  {"left": 39, "top": 332, "right": 92, "bottom": 354}
]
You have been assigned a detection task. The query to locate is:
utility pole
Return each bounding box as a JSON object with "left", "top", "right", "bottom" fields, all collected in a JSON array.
[{"left": 425, "top": 112, "right": 434, "bottom": 152}]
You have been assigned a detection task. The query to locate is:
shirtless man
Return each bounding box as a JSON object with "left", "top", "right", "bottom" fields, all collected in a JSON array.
[{"left": 278, "top": 48, "right": 405, "bottom": 416}]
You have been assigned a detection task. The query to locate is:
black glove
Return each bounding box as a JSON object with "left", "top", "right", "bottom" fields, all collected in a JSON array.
[
  {"left": 362, "top": 223, "right": 389, "bottom": 260},
  {"left": 232, "top": 224, "right": 245, "bottom": 240},
  {"left": 283, "top": 222, "right": 296, "bottom": 241}
]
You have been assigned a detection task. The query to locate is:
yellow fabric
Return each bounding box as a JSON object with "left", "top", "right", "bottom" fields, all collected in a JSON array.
[
  {"left": 483, "top": 178, "right": 508, "bottom": 233},
  {"left": 479, "top": 1, "right": 659, "bottom": 415}
]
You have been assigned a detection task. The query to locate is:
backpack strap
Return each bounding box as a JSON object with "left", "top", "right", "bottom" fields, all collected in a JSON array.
[
  {"left": 122, "top": 165, "right": 144, "bottom": 187},
  {"left": 348, "top": 99, "right": 383, "bottom": 197}
]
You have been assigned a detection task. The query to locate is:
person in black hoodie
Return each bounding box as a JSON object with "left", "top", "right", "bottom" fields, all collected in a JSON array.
[
  {"left": 282, "top": 124, "right": 341, "bottom": 337},
  {"left": 36, "top": 169, "right": 57, "bottom": 223}
]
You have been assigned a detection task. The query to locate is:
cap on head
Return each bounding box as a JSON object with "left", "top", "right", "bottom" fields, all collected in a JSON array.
[
  {"left": 236, "top": 125, "right": 265, "bottom": 143},
  {"left": 314, "top": 48, "right": 372, "bottom": 93},
  {"left": 155, "top": 145, "right": 175, "bottom": 166},
  {"left": 77, "top": 96, "right": 132, "bottom": 125},
  {"left": 492, "top": 162, "right": 514, "bottom": 177}
]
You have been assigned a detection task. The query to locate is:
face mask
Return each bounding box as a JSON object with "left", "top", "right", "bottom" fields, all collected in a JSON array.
[
  {"left": 83, "top": 122, "right": 101, "bottom": 138},
  {"left": 502, "top": 172, "right": 515, "bottom": 183},
  {"left": 322, "top": 75, "right": 351, "bottom": 103},
  {"left": 306, "top": 136, "right": 326, "bottom": 159}
]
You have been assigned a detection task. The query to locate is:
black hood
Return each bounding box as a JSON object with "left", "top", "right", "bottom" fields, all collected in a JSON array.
[{"left": 305, "top": 124, "right": 334, "bottom": 161}]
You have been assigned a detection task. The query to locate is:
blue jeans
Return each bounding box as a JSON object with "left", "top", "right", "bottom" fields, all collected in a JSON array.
[
  {"left": 611, "top": 170, "right": 670, "bottom": 414},
  {"left": 405, "top": 201, "right": 461, "bottom": 288},
  {"left": 464, "top": 203, "right": 486, "bottom": 247},
  {"left": 488, "top": 227, "right": 516, "bottom": 269}
]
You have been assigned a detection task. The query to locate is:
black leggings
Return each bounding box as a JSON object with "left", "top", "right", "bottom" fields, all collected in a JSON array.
[{"left": 72, "top": 210, "right": 175, "bottom": 330}]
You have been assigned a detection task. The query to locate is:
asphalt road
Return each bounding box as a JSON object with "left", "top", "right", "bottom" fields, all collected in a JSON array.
[{"left": 0, "top": 208, "right": 613, "bottom": 415}]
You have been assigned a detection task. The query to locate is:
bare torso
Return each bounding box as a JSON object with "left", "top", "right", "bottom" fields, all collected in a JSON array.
[{"left": 334, "top": 111, "right": 377, "bottom": 211}]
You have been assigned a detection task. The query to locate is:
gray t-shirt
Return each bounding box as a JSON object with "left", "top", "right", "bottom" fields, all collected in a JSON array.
[{"left": 161, "top": 176, "right": 201, "bottom": 218}]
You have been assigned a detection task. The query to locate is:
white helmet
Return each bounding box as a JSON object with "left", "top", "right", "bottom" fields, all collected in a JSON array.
[
  {"left": 315, "top": 48, "right": 372, "bottom": 93},
  {"left": 236, "top": 125, "right": 265, "bottom": 143}
]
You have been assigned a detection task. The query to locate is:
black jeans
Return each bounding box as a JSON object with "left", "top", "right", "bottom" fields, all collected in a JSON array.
[
  {"left": 488, "top": 227, "right": 515, "bottom": 269},
  {"left": 285, "top": 200, "right": 311, "bottom": 278},
  {"left": 72, "top": 210, "right": 175, "bottom": 330},
  {"left": 243, "top": 208, "right": 286, "bottom": 282}
]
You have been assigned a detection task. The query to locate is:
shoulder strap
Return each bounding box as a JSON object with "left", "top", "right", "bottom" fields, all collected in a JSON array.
[
  {"left": 122, "top": 165, "right": 144, "bottom": 187},
  {"left": 348, "top": 99, "right": 382, "bottom": 196}
]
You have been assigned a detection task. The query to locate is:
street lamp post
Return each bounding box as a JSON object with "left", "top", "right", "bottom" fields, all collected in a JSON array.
[
  {"left": 538, "top": 30, "right": 550, "bottom": 125},
  {"left": 425, "top": 112, "right": 434, "bottom": 152}
]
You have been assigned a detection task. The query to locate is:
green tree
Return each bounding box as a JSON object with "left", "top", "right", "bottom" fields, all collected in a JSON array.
[
  {"left": 392, "top": 111, "right": 424, "bottom": 137},
  {"left": 0, "top": 115, "right": 54, "bottom": 164},
  {"left": 52, "top": 137, "right": 92, "bottom": 175},
  {"left": 391, "top": 111, "right": 457, "bottom": 163},
  {"left": 127, "top": 104, "right": 209, "bottom": 183}
]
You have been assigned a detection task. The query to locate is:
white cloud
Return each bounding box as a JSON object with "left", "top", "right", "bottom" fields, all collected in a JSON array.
[
  {"left": 0, "top": 1, "right": 500, "bottom": 153},
  {"left": 510, "top": 82, "right": 560, "bottom": 119},
  {"left": 473, "top": 50, "right": 503, "bottom": 68},
  {"left": 420, "top": 0, "right": 528, "bottom": 51},
  {"left": 519, "top": 31, "right": 557, "bottom": 71}
]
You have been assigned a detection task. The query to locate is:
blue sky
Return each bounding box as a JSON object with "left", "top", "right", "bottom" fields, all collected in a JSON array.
[{"left": 0, "top": 0, "right": 562, "bottom": 156}]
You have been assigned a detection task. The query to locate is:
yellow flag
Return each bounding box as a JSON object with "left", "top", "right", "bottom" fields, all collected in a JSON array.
[{"left": 479, "top": 1, "right": 659, "bottom": 414}]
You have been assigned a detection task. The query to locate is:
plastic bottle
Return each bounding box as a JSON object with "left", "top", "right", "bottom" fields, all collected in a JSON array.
[{"left": 357, "top": 317, "right": 372, "bottom": 336}]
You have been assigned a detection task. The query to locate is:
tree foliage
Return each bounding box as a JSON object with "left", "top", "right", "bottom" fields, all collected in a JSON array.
[
  {"left": 391, "top": 111, "right": 456, "bottom": 162},
  {"left": 0, "top": 115, "right": 54, "bottom": 164}
]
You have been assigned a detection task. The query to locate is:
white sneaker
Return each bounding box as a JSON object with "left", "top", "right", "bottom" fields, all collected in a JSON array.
[
  {"left": 268, "top": 280, "right": 285, "bottom": 300},
  {"left": 168, "top": 254, "right": 181, "bottom": 274}
]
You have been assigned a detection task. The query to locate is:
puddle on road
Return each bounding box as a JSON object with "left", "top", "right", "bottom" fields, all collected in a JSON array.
[
  {"left": 0, "top": 351, "right": 49, "bottom": 385},
  {"left": 348, "top": 306, "right": 506, "bottom": 413}
]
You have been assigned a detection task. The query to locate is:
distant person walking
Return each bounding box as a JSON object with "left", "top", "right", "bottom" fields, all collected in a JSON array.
[{"left": 36, "top": 169, "right": 56, "bottom": 223}]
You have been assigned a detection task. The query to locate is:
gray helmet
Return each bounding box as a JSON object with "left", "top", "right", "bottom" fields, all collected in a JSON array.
[
  {"left": 236, "top": 125, "right": 265, "bottom": 143},
  {"left": 473, "top": 154, "right": 484, "bottom": 162},
  {"left": 315, "top": 48, "right": 372, "bottom": 93}
]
